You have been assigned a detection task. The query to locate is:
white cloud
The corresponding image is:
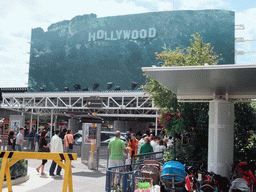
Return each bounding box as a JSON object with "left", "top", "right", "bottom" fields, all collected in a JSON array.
[
  {"left": 235, "top": 8, "right": 256, "bottom": 40},
  {"left": 36, "top": 0, "right": 150, "bottom": 25},
  {"left": 129, "top": 0, "right": 174, "bottom": 11},
  {"left": 0, "top": 0, "right": 150, "bottom": 87},
  {"left": 178, "top": 0, "right": 229, "bottom": 10},
  {"left": 235, "top": 8, "right": 256, "bottom": 63},
  {"left": 152, "top": 1, "right": 174, "bottom": 11}
]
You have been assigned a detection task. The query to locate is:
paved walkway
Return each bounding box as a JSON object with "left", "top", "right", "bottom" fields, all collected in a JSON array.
[{"left": 3, "top": 158, "right": 107, "bottom": 192}]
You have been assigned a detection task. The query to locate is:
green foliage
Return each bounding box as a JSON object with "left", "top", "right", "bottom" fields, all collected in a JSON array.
[
  {"left": 234, "top": 102, "right": 256, "bottom": 163},
  {"left": 155, "top": 33, "right": 221, "bottom": 66},
  {"left": 0, "top": 158, "right": 27, "bottom": 178},
  {"left": 159, "top": 112, "right": 186, "bottom": 135},
  {"left": 143, "top": 33, "right": 220, "bottom": 161},
  {"left": 143, "top": 78, "right": 177, "bottom": 111},
  {"left": 163, "top": 143, "right": 196, "bottom": 163},
  {"left": 143, "top": 33, "right": 220, "bottom": 114}
]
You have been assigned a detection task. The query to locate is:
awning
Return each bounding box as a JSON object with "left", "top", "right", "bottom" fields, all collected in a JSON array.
[{"left": 142, "top": 64, "right": 256, "bottom": 101}]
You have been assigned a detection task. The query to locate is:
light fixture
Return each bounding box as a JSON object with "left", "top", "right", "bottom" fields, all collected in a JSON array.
[
  {"left": 83, "top": 87, "right": 89, "bottom": 91},
  {"left": 93, "top": 83, "right": 100, "bottom": 90},
  {"left": 0, "top": 87, "right": 27, "bottom": 93},
  {"left": 40, "top": 87, "right": 45, "bottom": 92},
  {"left": 64, "top": 87, "right": 69, "bottom": 92},
  {"left": 131, "top": 82, "right": 138, "bottom": 90},
  {"left": 107, "top": 82, "right": 113, "bottom": 90},
  {"left": 73, "top": 84, "right": 81, "bottom": 91},
  {"left": 114, "top": 86, "right": 120, "bottom": 90}
]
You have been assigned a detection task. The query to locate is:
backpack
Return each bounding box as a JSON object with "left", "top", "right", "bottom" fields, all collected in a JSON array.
[{"left": 12, "top": 137, "right": 16, "bottom": 150}]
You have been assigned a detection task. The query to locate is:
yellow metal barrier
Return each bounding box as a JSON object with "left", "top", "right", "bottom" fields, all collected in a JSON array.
[{"left": 0, "top": 151, "right": 77, "bottom": 192}]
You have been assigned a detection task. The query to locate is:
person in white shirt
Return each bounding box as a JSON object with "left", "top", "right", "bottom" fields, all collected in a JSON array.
[
  {"left": 150, "top": 136, "right": 159, "bottom": 152},
  {"left": 167, "top": 136, "right": 174, "bottom": 148},
  {"left": 155, "top": 140, "right": 167, "bottom": 158},
  {"left": 16, "top": 127, "right": 26, "bottom": 151},
  {"left": 138, "top": 134, "right": 148, "bottom": 153},
  {"left": 49, "top": 130, "right": 63, "bottom": 176}
]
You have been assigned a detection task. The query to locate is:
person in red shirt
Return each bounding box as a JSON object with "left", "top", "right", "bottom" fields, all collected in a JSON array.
[
  {"left": 64, "top": 129, "right": 74, "bottom": 153},
  {"left": 127, "top": 133, "right": 139, "bottom": 158},
  {"left": 149, "top": 133, "right": 153, "bottom": 141}
]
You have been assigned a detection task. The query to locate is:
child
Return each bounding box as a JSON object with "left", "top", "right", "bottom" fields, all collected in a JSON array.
[{"left": 125, "top": 147, "right": 131, "bottom": 165}]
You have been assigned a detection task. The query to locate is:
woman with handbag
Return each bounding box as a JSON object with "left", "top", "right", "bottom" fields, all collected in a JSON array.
[
  {"left": 7, "top": 130, "right": 15, "bottom": 151},
  {"left": 64, "top": 129, "right": 74, "bottom": 153},
  {"left": 36, "top": 130, "right": 50, "bottom": 175}
]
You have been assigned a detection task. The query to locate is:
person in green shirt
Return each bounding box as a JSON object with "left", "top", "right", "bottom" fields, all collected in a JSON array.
[
  {"left": 108, "top": 131, "right": 126, "bottom": 185},
  {"left": 139, "top": 137, "right": 154, "bottom": 154},
  {"left": 108, "top": 131, "right": 126, "bottom": 162}
]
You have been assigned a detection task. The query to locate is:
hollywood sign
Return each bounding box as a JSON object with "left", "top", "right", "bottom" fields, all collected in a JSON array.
[{"left": 88, "top": 28, "right": 157, "bottom": 42}]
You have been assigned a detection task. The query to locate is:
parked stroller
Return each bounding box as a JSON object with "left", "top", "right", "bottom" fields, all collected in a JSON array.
[
  {"left": 229, "top": 178, "right": 251, "bottom": 192},
  {"left": 140, "top": 160, "right": 162, "bottom": 185},
  {"left": 160, "top": 161, "right": 187, "bottom": 192},
  {"left": 231, "top": 162, "right": 256, "bottom": 191}
]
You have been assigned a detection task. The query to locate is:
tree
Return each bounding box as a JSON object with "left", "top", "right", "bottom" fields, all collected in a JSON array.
[
  {"left": 144, "top": 33, "right": 256, "bottom": 164},
  {"left": 143, "top": 33, "right": 220, "bottom": 110},
  {"left": 234, "top": 103, "right": 256, "bottom": 163},
  {"left": 143, "top": 33, "right": 221, "bottom": 161}
]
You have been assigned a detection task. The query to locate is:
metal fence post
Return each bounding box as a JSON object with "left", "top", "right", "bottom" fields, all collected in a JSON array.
[
  {"left": 122, "top": 172, "right": 128, "bottom": 192},
  {"left": 105, "top": 168, "right": 111, "bottom": 192},
  {"left": 107, "top": 149, "right": 109, "bottom": 168},
  {"left": 97, "top": 147, "right": 99, "bottom": 170}
]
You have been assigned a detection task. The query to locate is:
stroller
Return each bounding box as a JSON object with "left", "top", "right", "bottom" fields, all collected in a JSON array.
[
  {"left": 229, "top": 178, "right": 251, "bottom": 192},
  {"left": 160, "top": 161, "right": 187, "bottom": 192},
  {"left": 231, "top": 162, "right": 256, "bottom": 191},
  {"left": 140, "top": 160, "right": 162, "bottom": 185}
]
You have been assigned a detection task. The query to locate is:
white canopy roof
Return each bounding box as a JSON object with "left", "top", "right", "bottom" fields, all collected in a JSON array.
[{"left": 142, "top": 64, "right": 256, "bottom": 101}]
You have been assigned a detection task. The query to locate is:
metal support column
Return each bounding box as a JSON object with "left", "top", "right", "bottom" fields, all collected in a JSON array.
[
  {"left": 50, "top": 110, "right": 53, "bottom": 138},
  {"left": 37, "top": 115, "right": 39, "bottom": 132},
  {"left": 155, "top": 111, "right": 158, "bottom": 135}
]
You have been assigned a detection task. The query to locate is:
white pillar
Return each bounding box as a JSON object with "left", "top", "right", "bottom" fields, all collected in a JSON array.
[{"left": 208, "top": 99, "right": 234, "bottom": 178}]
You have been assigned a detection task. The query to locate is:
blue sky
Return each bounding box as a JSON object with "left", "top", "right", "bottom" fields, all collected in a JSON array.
[{"left": 0, "top": 0, "right": 255, "bottom": 87}]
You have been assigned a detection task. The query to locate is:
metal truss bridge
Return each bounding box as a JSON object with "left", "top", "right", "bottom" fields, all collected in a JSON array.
[{"left": 0, "top": 90, "right": 160, "bottom": 119}]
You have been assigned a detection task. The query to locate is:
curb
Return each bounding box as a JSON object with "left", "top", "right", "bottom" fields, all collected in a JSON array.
[{"left": 3, "top": 175, "right": 30, "bottom": 188}]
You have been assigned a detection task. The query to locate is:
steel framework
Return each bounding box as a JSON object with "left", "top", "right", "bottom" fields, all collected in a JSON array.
[{"left": 0, "top": 90, "right": 160, "bottom": 118}]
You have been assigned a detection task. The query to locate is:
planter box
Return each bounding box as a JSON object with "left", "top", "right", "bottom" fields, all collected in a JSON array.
[{"left": 0, "top": 159, "right": 28, "bottom": 180}]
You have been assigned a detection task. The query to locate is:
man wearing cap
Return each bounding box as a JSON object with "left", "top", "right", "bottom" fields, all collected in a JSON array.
[{"left": 16, "top": 127, "right": 26, "bottom": 151}]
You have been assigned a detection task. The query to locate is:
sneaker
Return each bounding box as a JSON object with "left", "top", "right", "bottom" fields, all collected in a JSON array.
[
  {"left": 49, "top": 174, "right": 55, "bottom": 176},
  {"left": 56, "top": 174, "right": 62, "bottom": 177}
]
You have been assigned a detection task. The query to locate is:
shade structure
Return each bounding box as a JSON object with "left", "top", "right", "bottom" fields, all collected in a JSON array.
[
  {"left": 142, "top": 64, "right": 256, "bottom": 101},
  {"left": 142, "top": 64, "right": 256, "bottom": 178}
]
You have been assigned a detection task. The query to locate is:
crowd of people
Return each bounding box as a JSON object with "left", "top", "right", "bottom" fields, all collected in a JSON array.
[
  {"left": 6, "top": 127, "right": 74, "bottom": 176},
  {"left": 108, "top": 130, "right": 174, "bottom": 186},
  {"left": 108, "top": 130, "right": 174, "bottom": 169}
]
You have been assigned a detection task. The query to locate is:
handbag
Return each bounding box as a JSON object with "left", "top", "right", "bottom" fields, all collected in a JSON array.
[
  {"left": 67, "top": 135, "right": 73, "bottom": 149},
  {"left": 39, "top": 147, "right": 50, "bottom": 152}
]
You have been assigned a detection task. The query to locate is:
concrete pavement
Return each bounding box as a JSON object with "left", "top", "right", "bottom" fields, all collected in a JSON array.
[{"left": 3, "top": 158, "right": 107, "bottom": 192}]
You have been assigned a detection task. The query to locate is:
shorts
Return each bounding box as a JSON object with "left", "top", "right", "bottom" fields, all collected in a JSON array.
[
  {"left": 109, "top": 159, "right": 124, "bottom": 171},
  {"left": 109, "top": 159, "right": 123, "bottom": 168}
]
